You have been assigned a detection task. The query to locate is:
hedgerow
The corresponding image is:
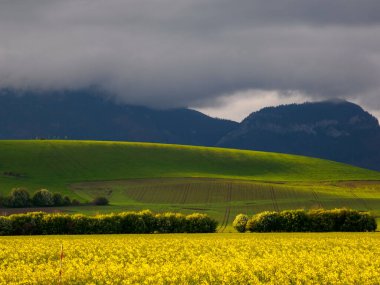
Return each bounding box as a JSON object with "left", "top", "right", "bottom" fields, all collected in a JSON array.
[
  {"left": 236, "top": 209, "right": 376, "bottom": 233},
  {"left": 0, "top": 211, "right": 218, "bottom": 235}
]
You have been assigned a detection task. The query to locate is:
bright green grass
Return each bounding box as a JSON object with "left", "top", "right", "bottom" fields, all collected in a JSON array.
[
  {"left": 70, "top": 178, "right": 380, "bottom": 230},
  {"left": 0, "top": 140, "right": 379, "bottom": 194},
  {"left": 0, "top": 140, "right": 379, "bottom": 227}
]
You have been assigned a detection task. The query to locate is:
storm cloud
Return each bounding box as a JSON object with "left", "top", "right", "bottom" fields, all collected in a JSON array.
[{"left": 1, "top": 0, "right": 380, "bottom": 117}]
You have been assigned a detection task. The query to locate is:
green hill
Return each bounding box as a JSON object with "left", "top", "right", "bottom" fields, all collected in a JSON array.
[{"left": 0, "top": 140, "right": 379, "bottom": 228}]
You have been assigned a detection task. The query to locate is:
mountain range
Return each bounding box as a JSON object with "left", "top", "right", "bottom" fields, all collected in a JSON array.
[
  {"left": 0, "top": 89, "right": 237, "bottom": 146},
  {"left": 217, "top": 99, "right": 380, "bottom": 171},
  {"left": 0, "top": 89, "right": 379, "bottom": 171}
]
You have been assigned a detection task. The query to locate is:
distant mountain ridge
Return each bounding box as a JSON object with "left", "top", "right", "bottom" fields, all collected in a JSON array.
[
  {"left": 0, "top": 89, "right": 379, "bottom": 171},
  {"left": 217, "top": 100, "right": 380, "bottom": 170},
  {"left": 0, "top": 89, "right": 237, "bottom": 146}
]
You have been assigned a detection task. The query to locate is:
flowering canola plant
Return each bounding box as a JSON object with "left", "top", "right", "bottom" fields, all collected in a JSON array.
[{"left": 0, "top": 233, "right": 379, "bottom": 284}]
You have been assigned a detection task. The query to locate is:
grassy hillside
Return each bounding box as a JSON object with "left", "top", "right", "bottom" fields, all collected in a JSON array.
[
  {"left": 0, "top": 140, "right": 379, "bottom": 226},
  {"left": 0, "top": 140, "right": 379, "bottom": 191}
]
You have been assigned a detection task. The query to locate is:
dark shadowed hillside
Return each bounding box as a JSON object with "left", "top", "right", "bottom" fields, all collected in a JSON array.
[
  {"left": 0, "top": 90, "right": 380, "bottom": 170},
  {"left": 217, "top": 100, "right": 380, "bottom": 170},
  {"left": 0, "top": 89, "right": 237, "bottom": 146}
]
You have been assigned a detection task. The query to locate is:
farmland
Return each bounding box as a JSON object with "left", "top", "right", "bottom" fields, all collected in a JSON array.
[
  {"left": 0, "top": 140, "right": 380, "bottom": 226},
  {"left": 71, "top": 178, "right": 380, "bottom": 231},
  {"left": 0, "top": 141, "right": 380, "bottom": 284},
  {"left": 0, "top": 233, "right": 379, "bottom": 284}
]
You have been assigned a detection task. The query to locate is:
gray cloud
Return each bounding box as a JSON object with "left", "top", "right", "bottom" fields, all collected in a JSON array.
[{"left": 0, "top": 0, "right": 380, "bottom": 111}]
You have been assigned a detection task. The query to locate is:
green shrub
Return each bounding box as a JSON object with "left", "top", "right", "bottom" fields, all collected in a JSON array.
[
  {"left": 7, "top": 188, "right": 31, "bottom": 208},
  {"left": 8, "top": 212, "right": 44, "bottom": 235},
  {"left": 71, "top": 199, "right": 81, "bottom": 206},
  {"left": 92, "top": 196, "right": 109, "bottom": 206},
  {"left": 232, "top": 214, "right": 249, "bottom": 233},
  {"left": 32, "top": 189, "right": 54, "bottom": 207},
  {"left": 339, "top": 209, "right": 377, "bottom": 232},
  {"left": 62, "top": 196, "right": 72, "bottom": 206},
  {"left": 280, "top": 210, "right": 310, "bottom": 232},
  {"left": 70, "top": 214, "right": 94, "bottom": 234},
  {"left": 155, "top": 212, "right": 186, "bottom": 233},
  {"left": 52, "top": 193, "right": 64, "bottom": 206},
  {"left": 0, "top": 211, "right": 218, "bottom": 235},
  {"left": 41, "top": 213, "right": 72, "bottom": 234},
  {"left": 119, "top": 212, "right": 145, "bottom": 233},
  {"left": 243, "top": 209, "right": 377, "bottom": 233},
  {"left": 138, "top": 210, "right": 156, "bottom": 233},
  {"left": 186, "top": 213, "right": 218, "bottom": 233},
  {"left": 0, "top": 216, "right": 12, "bottom": 235},
  {"left": 0, "top": 195, "right": 7, "bottom": 207},
  {"left": 92, "top": 214, "right": 121, "bottom": 234},
  {"left": 308, "top": 209, "right": 336, "bottom": 232},
  {"left": 246, "top": 211, "right": 285, "bottom": 232}
]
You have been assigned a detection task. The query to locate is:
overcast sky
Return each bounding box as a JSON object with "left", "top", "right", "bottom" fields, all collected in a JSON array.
[{"left": 1, "top": 0, "right": 380, "bottom": 121}]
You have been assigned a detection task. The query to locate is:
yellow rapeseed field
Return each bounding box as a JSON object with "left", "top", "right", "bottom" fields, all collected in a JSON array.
[{"left": 0, "top": 233, "right": 379, "bottom": 284}]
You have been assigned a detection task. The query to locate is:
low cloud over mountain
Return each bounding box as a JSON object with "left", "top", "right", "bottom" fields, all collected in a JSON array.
[{"left": 1, "top": 1, "right": 380, "bottom": 115}]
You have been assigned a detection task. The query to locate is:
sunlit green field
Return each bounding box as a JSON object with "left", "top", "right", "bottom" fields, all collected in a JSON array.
[
  {"left": 70, "top": 178, "right": 380, "bottom": 231},
  {"left": 1, "top": 140, "right": 379, "bottom": 195},
  {"left": 0, "top": 140, "right": 380, "bottom": 227},
  {"left": 0, "top": 233, "right": 379, "bottom": 284}
]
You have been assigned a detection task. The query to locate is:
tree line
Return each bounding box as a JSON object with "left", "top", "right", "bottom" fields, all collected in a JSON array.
[
  {"left": 0, "top": 211, "right": 218, "bottom": 235},
  {"left": 0, "top": 188, "right": 109, "bottom": 208},
  {"left": 233, "top": 209, "right": 377, "bottom": 233}
]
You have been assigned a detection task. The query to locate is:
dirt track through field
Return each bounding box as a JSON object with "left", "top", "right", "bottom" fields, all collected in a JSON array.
[
  {"left": 311, "top": 189, "right": 323, "bottom": 208},
  {"left": 180, "top": 183, "right": 191, "bottom": 204},
  {"left": 350, "top": 190, "right": 372, "bottom": 210},
  {"left": 219, "top": 183, "right": 232, "bottom": 233},
  {"left": 270, "top": 186, "right": 280, "bottom": 212}
]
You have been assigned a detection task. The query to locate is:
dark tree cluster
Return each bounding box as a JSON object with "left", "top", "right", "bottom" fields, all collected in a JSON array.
[
  {"left": 233, "top": 208, "right": 377, "bottom": 233},
  {"left": 0, "top": 188, "right": 72, "bottom": 208},
  {"left": 0, "top": 188, "right": 109, "bottom": 208},
  {"left": 0, "top": 211, "right": 218, "bottom": 235}
]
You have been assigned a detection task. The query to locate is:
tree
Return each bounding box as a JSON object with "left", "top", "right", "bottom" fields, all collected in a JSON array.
[
  {"left": 32, "top": 189, "right": 54, "bottom": 206},
  {"left": 232, "top": 214, "right": 249, "bottom": 233},
  {"left": 92, "top": 196, "right": 109, "bottom": 206},
  {"left": 0, "top": 195, "right": 7, "bottom": 207},
  {"left": 52, "top": 193, "right": 64, "bottom": 206},
  {"left": 62, "top": 196, "right": 72, "bottom": 206},
  {"left": 8, "top": 188, "right": 31, "bottom": 208}
]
